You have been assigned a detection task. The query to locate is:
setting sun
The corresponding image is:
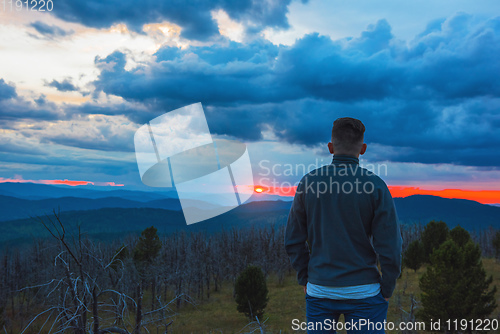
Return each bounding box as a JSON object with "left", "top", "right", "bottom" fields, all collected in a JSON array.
[{"left": 255, "top": 187, "right": 264, "bottom": 193}]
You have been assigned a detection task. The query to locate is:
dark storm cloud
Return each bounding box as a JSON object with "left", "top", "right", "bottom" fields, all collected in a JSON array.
[
  {"left": 51, "top": 0, "right": 295, "bottom": 41},
  {"left": 261, "top": 97, "right": 500, "bottom": 167},
  {"left": 93, "top": 40, "right": 282, "bottom": 108},
  {"left": 94, "top": 15, "right": 500, "bottom": 106},
  {"left": 95, "top": 20, "right": 401, "bottom": 104},
  {"left": 88, "top": 14, "right": 500, "bottom": 167},
  {"left": 0, "top": 81, "right": 141, "bottom": 153},
  {"left": 0, "top": 79, "right": 17, "bottom": 100},
  {"left": 199, "top": 96, "right": 499, "bottom": 167},
  {"left": 0, "top": 150, "right": 136, "bottom": 176},
  {"left": 0, "top": 93, "right": 65, "bottom": 126},
  {"left": 45, "top": 79, "right": 78, "bottom": 92},
  {"left": 3, "top": 14, "right": 499, "bottom": 168},
  {"left": 0, "top": 137, "right": 48, "bottom": 155},
  {"left": 39, "top": 134, "right": 134, "bottom": 153},
  {"left": 28, "top": 21, "right": 74, "bottom": 39}
]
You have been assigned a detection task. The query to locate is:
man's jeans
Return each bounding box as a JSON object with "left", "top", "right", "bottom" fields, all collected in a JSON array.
[{"left": 305, "top": 291, "right": 389, "bottom": 333}]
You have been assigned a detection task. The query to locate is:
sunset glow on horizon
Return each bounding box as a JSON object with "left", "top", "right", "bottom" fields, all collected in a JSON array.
[
  {"left": 252, "top": 184, "right": 500, "bottom": 205},
  {"left": 387, "top": 187, "right": 500, "bottom": 205},
  {"left": 0, "top": 177, "right": 124, "bottom": 187},
  {"left": 0, "top": 178, "right": 497, "bottom": 204}
]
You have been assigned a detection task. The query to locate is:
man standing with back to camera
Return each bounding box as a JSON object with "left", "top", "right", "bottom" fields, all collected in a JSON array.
[{"left": 285, "top": 117, "right": 402, "bottom": 334}]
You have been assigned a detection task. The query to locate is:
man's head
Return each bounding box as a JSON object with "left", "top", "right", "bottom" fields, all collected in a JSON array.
[{"left": 328, "top": 117, "right": 367, "bottom": 157}]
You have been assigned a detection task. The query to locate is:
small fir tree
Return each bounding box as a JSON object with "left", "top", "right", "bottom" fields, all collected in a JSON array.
[
  {"left": 403, "top": 240, "right": 424, "bottom": 272},
  {"left": 449, "top": 225, "right": 471, "bottom": 248},
  {"left": 133, "top": 226, "right": 161, "bottom": 273},
  {"left": 421, "top": 220, "right": 449, "bottom": 263},
  {"left": 418, "top": 238, "right": 497, "bottom": 332},
  {"left": 235, "top": 265, "right": 269, "bottom": 320}
]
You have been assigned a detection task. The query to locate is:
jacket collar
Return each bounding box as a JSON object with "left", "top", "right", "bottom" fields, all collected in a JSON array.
[{"left": 331, "top": 154, "right": 359, "bottom": 165}]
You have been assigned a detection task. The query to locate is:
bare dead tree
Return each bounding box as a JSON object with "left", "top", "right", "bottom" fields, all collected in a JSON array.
[
  {"left": 238, "top": 316, "right": 268, "bottom": 334},
  {"left": 4, "top": 213, "right": 297, "bottom": 333},
  {"left": 399, "top": 294, "right": 419, "bottom": 334},
  {"left": 18, "top": 210, "right": 184, "bottom": 334}
]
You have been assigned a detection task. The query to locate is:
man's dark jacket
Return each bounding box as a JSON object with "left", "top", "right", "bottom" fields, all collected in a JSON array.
[{"left": 284, "top": 155, "right": 402, "bottom": 298}]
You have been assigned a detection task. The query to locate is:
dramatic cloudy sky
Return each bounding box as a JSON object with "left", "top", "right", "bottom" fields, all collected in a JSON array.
[{"left": 1, "top": 0, "right": 499, "bottom": 203}]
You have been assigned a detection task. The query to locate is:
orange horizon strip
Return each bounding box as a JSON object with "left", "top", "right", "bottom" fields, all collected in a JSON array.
[
  {"left": 0, "top": 178, "right": 124, "bottom": 187},
  {"left": 50, "top": 179, "right": 94, "bottom": 186},
  {"left": 255, "top": 184, "right": 500, "bottom": 204},
  {"left": 1, "top": 179, "right": 497, "bottom": 203},
  {"left": 388, "top": 187, "right": 500, "bottom": 205}
]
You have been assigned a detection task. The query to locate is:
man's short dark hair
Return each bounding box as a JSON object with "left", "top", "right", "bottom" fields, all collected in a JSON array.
[{"left": 331, "top": 117, "right": 365, "bottom": 153}]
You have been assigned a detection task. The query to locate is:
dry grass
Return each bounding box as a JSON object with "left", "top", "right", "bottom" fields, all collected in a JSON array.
[
  {"left": 7, "top": 259, "right": 500, "bottom": 333},
  {"left": 168, "top": 258, "right": 500, "bottom": 333}
]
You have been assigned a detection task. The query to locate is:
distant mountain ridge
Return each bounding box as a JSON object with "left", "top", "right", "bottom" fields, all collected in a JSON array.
[
  {"left": 0, "top": 195, "right": 182, "bottom": 222},
  {"left": 394, "top": 195, "right": 500, "bottom": 230},
  {"left": 0, "top": 182, "right": 175, "bottom": 201},
  {"left": 0, "top": 194, "right": 237, "bottom": 222},
  {"left": 0, "top": 182, "right": 288, "bottom": 221},
  {"left": 1, "top": 182, "right": 499, "bottom": 246},
  {"left": 0, "top": 204, "right": 290, "bottom": 247}
]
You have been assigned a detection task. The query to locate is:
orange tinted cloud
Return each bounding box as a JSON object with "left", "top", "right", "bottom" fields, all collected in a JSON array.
[{"left": 0, "top": 177, "right": 124, "bottom": 187}]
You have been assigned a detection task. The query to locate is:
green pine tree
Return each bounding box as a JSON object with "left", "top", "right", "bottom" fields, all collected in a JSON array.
[
  {"left": 133, "top": 226, "right": 161, "bottom": 271},
  {"left": 403, "top": 240, "right": 424, "bottom": 272},
  {"left": 421, "top": 220, "right": 449, "bottom": 263},
  {"left": 235, "top": 265, "right": 269, "bottom": 320},
  {"left": 449, "top": 225, "right": 471, "bottom": 248},
  {"left": 418, "top": 238, "right": 497, "bottom": 332}
]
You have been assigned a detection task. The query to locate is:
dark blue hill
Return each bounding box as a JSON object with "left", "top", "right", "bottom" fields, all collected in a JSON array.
[
  {"left": 394, "top": 195, "right": 500, "bottom": 230},
  {"left": 1, "top": 191, "right": 499, "bottom": 247},
  {"left": 0, "top": 195, "right": 182, "bottom": 221}
]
